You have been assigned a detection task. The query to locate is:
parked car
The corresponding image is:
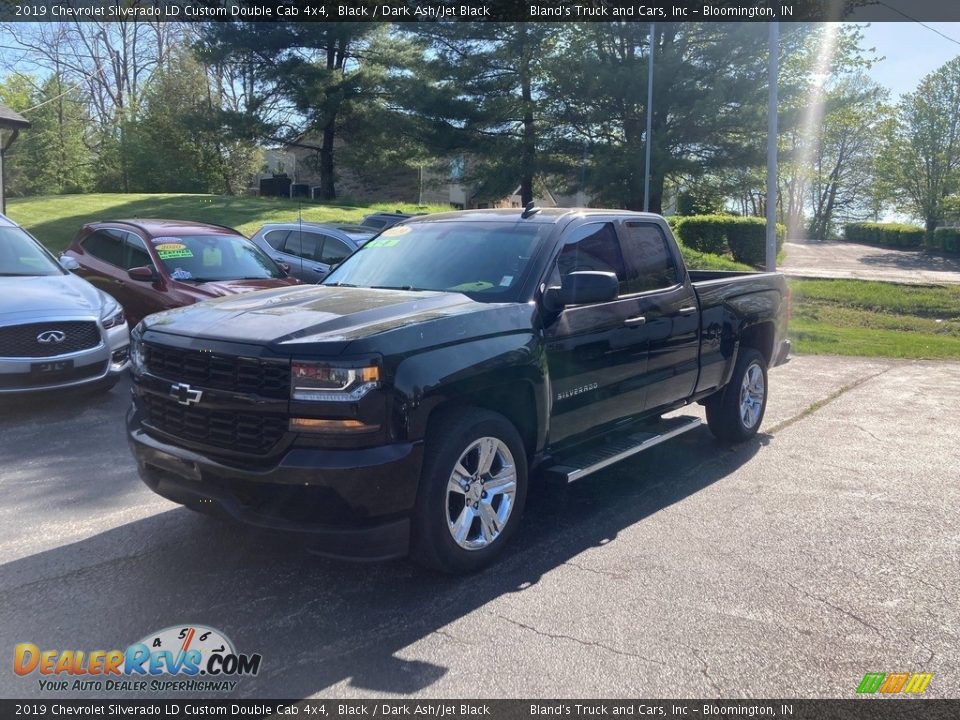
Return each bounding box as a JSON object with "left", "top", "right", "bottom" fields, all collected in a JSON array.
[
  {"left": 127, "top": 208, "right": 790, "bottom": 572},
  {"left": 62, "top": 220, "right": 300, "bottom": 325},
  {"left": 0, "top": 213, "right": 129, "bottom": 394},
  {"left": 359, "top": 211, "right": 422, "bottom": 230},
  {"left": 248, "top": 222, "right": 375, "bottom": 283}
]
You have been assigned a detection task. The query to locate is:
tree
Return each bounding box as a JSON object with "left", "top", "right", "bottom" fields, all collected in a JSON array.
[
  {"left": 126, "top": 48, "right": 261, "bottom": 195},
  {"left": 805, "top": 78, "right": 890, "bottom": 239},
  {"left": 543, "top": 23, "right": 820, "bottom": 213},
  {"left": 0, "top": 73, "right": 95, "bottom": 195},
  {"left": 399, "top": 23, "right": 560, "bottom": 206},
  {"left": 197, "top": 22, "right": 402, "bottom": 199},
  {"left": 876, "top": 57, "right": 960, "bottom": 232}
]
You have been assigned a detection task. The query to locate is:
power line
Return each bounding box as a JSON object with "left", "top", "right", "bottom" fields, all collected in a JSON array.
[{"left": 874, "top": 4, "right": 960, "bottom": 47}]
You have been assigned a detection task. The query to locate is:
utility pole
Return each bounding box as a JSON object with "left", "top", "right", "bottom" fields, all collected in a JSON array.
[
  {"left": 765, "top": 22, "right": 779, "bottom": 271},
  {"left": 643, "top": 22, "right": 655, "bottom": 213}
]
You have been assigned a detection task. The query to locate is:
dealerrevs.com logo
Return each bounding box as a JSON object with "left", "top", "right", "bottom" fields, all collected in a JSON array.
[{"left": 14, "top": 625, "right": 262, "bottom": 693}]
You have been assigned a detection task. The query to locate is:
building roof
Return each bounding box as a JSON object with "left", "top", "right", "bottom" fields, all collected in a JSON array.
[{"left": 0, "top": 104, "right": 30, "bottom": 129}]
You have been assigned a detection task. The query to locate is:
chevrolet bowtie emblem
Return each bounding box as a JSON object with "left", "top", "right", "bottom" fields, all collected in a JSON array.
[{"left": 169, "top": 382, "right": 203, "bottom": 407}]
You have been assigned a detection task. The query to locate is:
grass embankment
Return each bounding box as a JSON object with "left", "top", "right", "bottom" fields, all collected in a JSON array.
[
  {"left": 6, "top": 193, "right": 451, "bottom": 253},
  {"left": 789, "top": 279, "right": 960, "bottom": 359},
  {"left": 8, "top": 193, "right": 747, "bottom": 271}
]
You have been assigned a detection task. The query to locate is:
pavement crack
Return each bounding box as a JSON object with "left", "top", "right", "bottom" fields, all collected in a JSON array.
[
  {"left": 785, "top": 581, "right": 884, "bottom": 638},
  {"left": 852, "top": 423, "right": 883, "bottom": 443},
  {"left": 562, "top": 560, "right": 624, "bottom": 579},
  {"left": 492, "top": 612, "right": 666, "bottom": 667},
  {"left": 767, "top": 367, "right": 892, "bottom": 435},
  {"left": 682, "top": 644, "right": 723, "bottom": 696}
]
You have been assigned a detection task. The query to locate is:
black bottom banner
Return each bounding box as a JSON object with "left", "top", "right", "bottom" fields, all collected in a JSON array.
[{"left": 2, "top": 700, "right": 958, "bottom": 720}]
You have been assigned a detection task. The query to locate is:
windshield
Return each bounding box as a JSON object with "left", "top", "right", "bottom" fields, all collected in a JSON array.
[
  {"left": 0, "top": 227, "right": 63, "bottom": 277},
  {"left": 322, "top": 221, "right": 550, "bottom": 301},
  {"left": 151, "top": 234, "right": 284, "bottom": 282}
]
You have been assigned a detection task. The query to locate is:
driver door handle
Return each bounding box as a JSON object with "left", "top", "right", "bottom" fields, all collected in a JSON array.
[
  {"left": 679, "top": 306, "right": 697, "bottom": 315},
  {"left": 624, "top": 315, "right": 647, "bottom": 327}
]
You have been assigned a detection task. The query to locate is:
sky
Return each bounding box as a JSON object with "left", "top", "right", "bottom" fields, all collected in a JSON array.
[
  {"left": 857, "top": 22, "right": 960, "bottom": 98},
  {"left": 2, "top": 21, "right": 960, "bottom": 105}
]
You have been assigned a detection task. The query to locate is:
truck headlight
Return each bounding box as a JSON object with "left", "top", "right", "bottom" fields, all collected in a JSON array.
[
  {"left": 291, "top": 361, "right": 380, "bottom": 402},
  {"left": 130, "top": 326, "right": 145, "bottom": 375}
]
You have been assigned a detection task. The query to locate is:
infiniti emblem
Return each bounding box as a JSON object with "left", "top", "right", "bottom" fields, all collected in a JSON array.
[
  {"left": 36, "top": 330, "right": 66, "bottom": 344},
  {"left": 169, "top": 382, "right": 203, "bottom": 407}
]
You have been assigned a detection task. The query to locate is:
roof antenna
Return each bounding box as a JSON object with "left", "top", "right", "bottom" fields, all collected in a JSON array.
[
  {"left": 298, "top": 199, "right": 304, "bottom": 279},
  {"left": 521, "top": 201, "right": 540, "bottom": 219}
]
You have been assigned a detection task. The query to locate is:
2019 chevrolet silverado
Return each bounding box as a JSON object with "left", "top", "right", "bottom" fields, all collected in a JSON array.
[{"left": 127, "top": 208, "right": 790, "bottom": 572}]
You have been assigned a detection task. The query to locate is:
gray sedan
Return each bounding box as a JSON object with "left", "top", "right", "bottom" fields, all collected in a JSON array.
[
  {"left": 248, "top": 222, "right": 375, "bottom": 283},
  {"left": 0, "top": 214, "right": 129, "bottom": 394}
]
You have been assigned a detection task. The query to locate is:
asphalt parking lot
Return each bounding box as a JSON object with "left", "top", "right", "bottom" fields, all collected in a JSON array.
[{"left": 1, "top": 354, "right": 958, "bottom": 699}]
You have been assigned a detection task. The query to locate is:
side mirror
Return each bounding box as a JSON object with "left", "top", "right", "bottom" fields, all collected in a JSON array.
[
  {"left": 128, "top": 266, "right": 158, "bottom": 282},
  {"left": 279, "top": 262, "right": 292, "bottom": 275},
  {"left": 544, "top": 271, "right": 619, "bottom": 310},
  {"left": 59, "top": 255, "right": 80, "bottom": 272}
]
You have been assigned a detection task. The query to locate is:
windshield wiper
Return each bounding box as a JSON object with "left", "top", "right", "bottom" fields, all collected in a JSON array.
[
  {"left": 370, "top": 285, "right": 424, "bottom": 291},
  {"left": 0, "top": 272, "right": 42, "bottom": 276},
  {"left": 327, "top": 282, "right": 360, "bottom": 287}
]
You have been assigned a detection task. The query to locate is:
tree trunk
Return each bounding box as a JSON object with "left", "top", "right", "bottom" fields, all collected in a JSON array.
[{"left": 319, "top": 120, "right": 336, "bottom": 200}]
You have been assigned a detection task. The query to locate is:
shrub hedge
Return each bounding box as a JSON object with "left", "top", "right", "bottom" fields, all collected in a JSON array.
[
  {"left": 668, "top": 215, "right": 785, "bottom": 266},
  {"left": 843, "top": 222, "right": 925, "bottom": 248},
  {"left": 927, "top": 227, "right": 960, "bottom": 253}
]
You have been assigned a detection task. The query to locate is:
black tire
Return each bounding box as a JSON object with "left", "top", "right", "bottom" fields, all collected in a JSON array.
[
  {"left": 410, "top": 407, "right": 528, "bottom": 573},
  {"left": 706, "top": 348, "right": 768, "bottom": 444}
]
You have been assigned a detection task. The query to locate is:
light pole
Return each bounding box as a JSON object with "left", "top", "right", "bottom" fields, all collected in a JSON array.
[
  {"left": 643, "top": 22, "right": 655, "bottom": 213},
  {"left": 765, "top": 22, "right": 779, "bottom": 271}
]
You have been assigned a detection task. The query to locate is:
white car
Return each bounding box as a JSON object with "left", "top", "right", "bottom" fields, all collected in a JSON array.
[{"left": 0, "top": 213, "right": 129, "bottom": 394}]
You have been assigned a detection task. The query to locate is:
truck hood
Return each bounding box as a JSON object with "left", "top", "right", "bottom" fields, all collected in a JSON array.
[
  {"left": 170, "top": 277, "right": 299, "bottom": 300},
  {"left": 141, "top": 285, "right": 529, "bottom": 355},
  {"left": 0, "top": 273, "right": 110, "bottom": 323}
]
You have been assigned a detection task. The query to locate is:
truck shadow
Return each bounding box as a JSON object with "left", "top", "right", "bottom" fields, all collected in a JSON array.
[{"left": 0, "top": 428, "right": 767, "bottom": 699}]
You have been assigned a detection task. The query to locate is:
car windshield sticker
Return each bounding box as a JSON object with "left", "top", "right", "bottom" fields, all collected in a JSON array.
[
  {"left": 170, "top": 268, "right": 193, "bottom": 280},
  {"left": 366, "top": 236, "right": 402, "bottom": 248},
  {"left": 381, "top": 225, "right": 411, "bottom": 237},
  {"left": 449, "top": 281, "right": 494, "bottom": 292},
  {"left": 202, "top": 247, "right": 222, "bottom": 266},
  {"left": 499, "top": 275, "right": 513, "bottom": 287},
  {"left": 155, "top": 243, "right": 193, "bottom": 260}
]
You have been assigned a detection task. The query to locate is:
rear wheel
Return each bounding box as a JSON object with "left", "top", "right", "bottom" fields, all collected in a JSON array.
[
  {"left": 411, "top": 407, "right": 527, "bottom": 573},
  {"left": 706, "top": 348, "right": 768, "bottom": 444}
]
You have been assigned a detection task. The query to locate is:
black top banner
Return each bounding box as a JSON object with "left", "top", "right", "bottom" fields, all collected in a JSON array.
[{"left": 3, "top": 0, "right": 960, "bottom": 23}]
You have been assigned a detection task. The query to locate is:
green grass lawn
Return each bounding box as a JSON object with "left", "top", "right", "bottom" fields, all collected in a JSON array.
[
  {"left": 8, "top": 192, "right": 747, "bottom": 272},
  {"left": 6, "top": 193, "right": 451, "bottom": 253},
  {"left": 789, "top": 278, "right": 960, "bottom": 359}
]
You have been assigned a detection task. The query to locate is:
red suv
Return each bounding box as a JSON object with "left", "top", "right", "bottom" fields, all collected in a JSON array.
[{"left": 62, "top": 220, "right": 300, "bottom": 325}]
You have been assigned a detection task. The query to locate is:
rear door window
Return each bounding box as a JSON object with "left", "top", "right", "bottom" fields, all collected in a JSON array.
[
  {"left": 318, "top": 236, "right": 352, "bottom": 265},
  {"left": 263, "top": 229, "right": 289, "bottom": 250},
  {"left": 81, "top": 229, "right": 126, "bottom": 267},
  {"left": 282, "top": 231, "right": 322, "bottom": 260},
  {"left": 618, "top": 222, "right": 680, "bottom": 294}
]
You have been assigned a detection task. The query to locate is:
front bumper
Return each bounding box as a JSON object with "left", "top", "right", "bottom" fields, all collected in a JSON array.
[
  {"left": 127, "top": 405, "right": 423, "bottom": 561},
  {"left": 0, "top": 322, "right": 129, "bottom": 393},
  {"left": 774, "top": 338, "right": 792, "bottom": 367}
]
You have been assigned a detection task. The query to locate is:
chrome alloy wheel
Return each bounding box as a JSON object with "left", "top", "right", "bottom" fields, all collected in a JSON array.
[
  {"left": 739, "top": 361, "right": 765, "bottom": 429},
  {"left": 445, "top": 437, "right": 517, "bottom": 551}
]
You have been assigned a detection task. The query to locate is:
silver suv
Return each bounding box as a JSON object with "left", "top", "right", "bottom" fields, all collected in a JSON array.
[{"left": 0, "top": 213, "right": 129, "bottom": 394}]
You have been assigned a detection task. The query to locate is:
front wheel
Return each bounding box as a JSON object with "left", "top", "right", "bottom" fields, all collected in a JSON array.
[
  {"left": 411, "top": 407, "right": 528, "bottom": 573},
  {"left": 706, "top": 348, "right": 768, "bottom": 444}
]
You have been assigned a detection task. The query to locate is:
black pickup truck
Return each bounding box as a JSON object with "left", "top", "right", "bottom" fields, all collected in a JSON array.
[{"left": 127, "top": 209, "right": 790, "bottom": 572}]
